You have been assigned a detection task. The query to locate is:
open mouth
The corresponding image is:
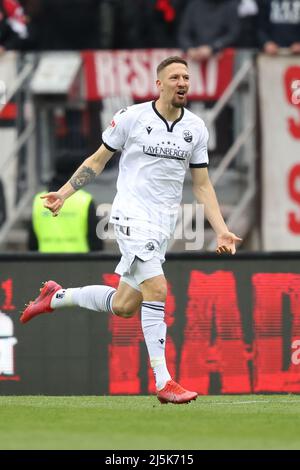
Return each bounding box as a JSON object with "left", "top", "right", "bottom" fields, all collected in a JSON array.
[{"left": 177, "top": 90, "right": 186, "bottom": 98}]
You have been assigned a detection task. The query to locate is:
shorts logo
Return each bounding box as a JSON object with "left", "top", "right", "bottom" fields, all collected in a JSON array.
[
  {"left": 145, "top": 242, "right": 155, "bottom": 251},
  {"left": 183, "top": 130, "right": 193, "bottom": 143}
]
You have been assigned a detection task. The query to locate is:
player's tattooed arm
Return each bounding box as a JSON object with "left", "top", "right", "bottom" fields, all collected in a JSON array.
[
  {"left": 48, "top": 144, "right": 114, "bottom": 204},
  {"left": 41, "top": 145, "right": 114, "bottom": 216},
  {"left": 69, "top": 144, "right": 114, "bottom": 191},
  {"left": 69, "top": 166, "right": 97, "bottom": 190}
]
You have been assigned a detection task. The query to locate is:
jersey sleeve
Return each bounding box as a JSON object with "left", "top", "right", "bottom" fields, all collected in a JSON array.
[
  {"left": 102, "top": 108, "right": 131, "bottom": 151},
  {"left": 189, "top": 125, "right": 209, "bottom": 168}
]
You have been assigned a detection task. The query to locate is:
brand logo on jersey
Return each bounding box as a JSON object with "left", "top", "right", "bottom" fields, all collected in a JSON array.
[
  {"left": 159, "top": 338, "right": 165, "bottom": 345},
  {"left": 146, "top": 126, "right": 153, "bottom": 135},
  {"left": 145, "top": 242, "right": 155, "bottom": 251},
  {"left": 183, "top": 130, "right": 193, "bottom": 143}
]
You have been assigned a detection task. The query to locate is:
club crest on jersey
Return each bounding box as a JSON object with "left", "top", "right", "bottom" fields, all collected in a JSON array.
[
  {"left": 145, "top": 242, "right": 155, "bottom": 251},
  {"left": 183, "top": 130, "right": 193, "bottom": 143}
]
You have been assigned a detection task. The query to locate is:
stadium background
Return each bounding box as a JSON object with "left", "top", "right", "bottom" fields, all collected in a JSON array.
[{"left": 0, "top": 0, "right": 300, "bottom": 398}]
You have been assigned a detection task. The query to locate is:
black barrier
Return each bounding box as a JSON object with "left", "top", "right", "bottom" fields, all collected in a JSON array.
[{"left": 0, "top": 252, "right": 300, "bottom": 395}]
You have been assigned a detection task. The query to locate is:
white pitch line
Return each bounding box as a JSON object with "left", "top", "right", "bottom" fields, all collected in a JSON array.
[{"left": 202, "top": 400, "right": 300, "bottom": 405}]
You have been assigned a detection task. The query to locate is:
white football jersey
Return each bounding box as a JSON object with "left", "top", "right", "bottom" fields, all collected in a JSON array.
[{"left": 102, "top": 101, "right": 209, "bottom": 236}]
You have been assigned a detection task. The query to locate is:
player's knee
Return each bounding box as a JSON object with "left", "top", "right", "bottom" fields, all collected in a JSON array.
[{"left": 112, "top": 301, "right": 136, "bottom": 319}]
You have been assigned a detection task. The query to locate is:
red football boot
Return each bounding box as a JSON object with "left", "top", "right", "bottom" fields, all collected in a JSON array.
[
  {"left": 20, "top": 280, "right": 62, "bottom": 324},
  {"left": 157, "top": 380, "right": 198, "bottom": 404}
]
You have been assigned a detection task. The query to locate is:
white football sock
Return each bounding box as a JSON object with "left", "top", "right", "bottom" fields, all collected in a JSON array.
[
  {"left": 50, "top": 285, "right": 116, "bottom": 313},
  {"left": 141, "top": 301, "right": 171, "bottom": 390}
]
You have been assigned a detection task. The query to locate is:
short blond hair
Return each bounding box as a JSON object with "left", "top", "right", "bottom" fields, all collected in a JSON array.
[{"left": 156, "top": 56, "right": 188, "bottom": 76}]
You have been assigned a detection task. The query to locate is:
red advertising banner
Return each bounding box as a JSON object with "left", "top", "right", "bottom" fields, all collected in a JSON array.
[
  {"left": 105, "top": 270, "right": 300, "bottom": 395},
  {"left": 81, "top": 49, "right": 235, "bottom": 102},
  {"left": 1, "top": 254, "right": 300, "bottom": 395}
]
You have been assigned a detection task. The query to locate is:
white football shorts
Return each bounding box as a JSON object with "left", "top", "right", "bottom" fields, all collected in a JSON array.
[{"left": 114, "top": 223, "right": 169, "bottom": 291}]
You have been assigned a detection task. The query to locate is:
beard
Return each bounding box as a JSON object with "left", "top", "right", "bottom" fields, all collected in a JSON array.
[{"left": 171, "top": 95, "right": 187, "bottom": 108}]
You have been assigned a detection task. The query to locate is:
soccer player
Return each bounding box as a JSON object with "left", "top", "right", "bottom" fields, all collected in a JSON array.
[{"left": 20, "top": 56, "right": 241, "bottom": 404}]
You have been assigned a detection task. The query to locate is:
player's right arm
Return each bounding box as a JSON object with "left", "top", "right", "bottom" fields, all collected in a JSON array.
[{"left": 41, "top": 144, "right": 114, "bottom": 216}]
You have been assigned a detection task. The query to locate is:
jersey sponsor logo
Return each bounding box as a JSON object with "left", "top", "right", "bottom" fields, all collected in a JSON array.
[
  {"left": 146, "top": 126, "right": 153, "bottom": 135},
  {"left": 143, "top": 143, "right": 191, "bottom": 161},
  {"left": 183, "top": 130, "right": 193, "bottom": 143}
]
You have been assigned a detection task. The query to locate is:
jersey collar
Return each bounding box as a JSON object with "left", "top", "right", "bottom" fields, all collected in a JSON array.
[{"left": 152, "top": 101, "right": 184, "bottom": 133}]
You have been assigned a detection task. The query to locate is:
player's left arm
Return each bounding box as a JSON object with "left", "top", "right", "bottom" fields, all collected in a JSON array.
[{"left": 191, "top": 167, "right": 242, "bottom": 254}]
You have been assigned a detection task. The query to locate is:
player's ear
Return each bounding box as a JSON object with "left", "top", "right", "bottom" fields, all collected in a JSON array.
[{"left": 156, "top": 79, "right": 162, "bottom": 92}]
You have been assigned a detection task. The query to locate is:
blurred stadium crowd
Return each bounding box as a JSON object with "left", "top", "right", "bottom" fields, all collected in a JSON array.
[
  {"left": 0, "top": 0, "right": 299, "bottom": 252},
  {"left": 0, "top": 0, "right": 299, "bottom": 55}
]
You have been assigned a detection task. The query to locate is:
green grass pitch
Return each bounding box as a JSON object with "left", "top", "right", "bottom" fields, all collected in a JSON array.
[{"left": 0, "top": 395, "right": 300, "bottom": 450}]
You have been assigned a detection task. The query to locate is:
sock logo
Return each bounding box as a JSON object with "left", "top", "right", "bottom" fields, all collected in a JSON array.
[{"left": 56, "top": 290, "right": 65, "bottom": 299}]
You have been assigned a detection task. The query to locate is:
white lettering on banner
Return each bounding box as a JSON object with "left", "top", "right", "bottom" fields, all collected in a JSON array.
[
  {"left": 206, "top": 58, "right": 218, "bottom": 97},
  {"left": 292, "top": 80, "right": 300, "bottom": 105},
  {"left": 0, "top": 80, "right": 6, "bottom": 105},
  {"left": 0, "top": 338, "right": 17, "bottom": 375},
  {"left": 271, "top": 0, "right": 300, "bottom": 24},
  {"left": 285, "top": 66, "right": 300, "bottom": 139},
  {"left": 292, "top": 340, "right": 300, "bottom": 365},
  {"left": 259, "top": 55, "right": 300, "bottom": 250},
  {"left": 189, "top": 60, "right": 205, "bottom": 96},
  {"left": 96, "top": 52, "right": 116, "bottom": 96},
  {"left": 0, "top": 311, "right": 17, "bottom": 376},
  {"left": 186, "top": 59, "right": 219, "bottom": 96},
  {"left": 94, "top": 49, "right": 178, "bottom": 98},
  {"left": 288, "top": 164, "right": 300, "bottom": 234},
  {"left": 116, "top": 51, "right": 132, "bottom": 96},
  {"left": 91, "top": 49, "right": 230, "bottom": 100},
  {"left": 131, "top": 51, "right": 150, "bottom": 98}
]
